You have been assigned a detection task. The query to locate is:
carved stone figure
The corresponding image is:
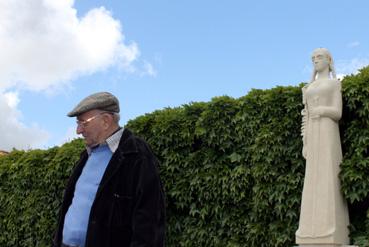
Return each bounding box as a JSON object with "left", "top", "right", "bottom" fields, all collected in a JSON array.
[{"left": 296, "top": 48, "right": 350, "bottom": 246}]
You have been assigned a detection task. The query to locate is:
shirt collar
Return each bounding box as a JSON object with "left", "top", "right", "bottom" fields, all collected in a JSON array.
[{"left": 86, "top": 127, "right": 124, "bottom": 155}]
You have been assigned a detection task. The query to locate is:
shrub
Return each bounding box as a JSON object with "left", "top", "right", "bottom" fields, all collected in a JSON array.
[{"left": 1, "top": 67, "right": 369, "bottom": 246}]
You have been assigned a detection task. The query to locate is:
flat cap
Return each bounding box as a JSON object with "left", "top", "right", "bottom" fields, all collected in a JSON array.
[{"left": 67, "top": 92, "right": 120, "bottom": 117}]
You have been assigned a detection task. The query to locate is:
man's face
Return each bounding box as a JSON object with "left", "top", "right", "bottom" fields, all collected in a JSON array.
[{"left": 76, "top": 110, "right": 105, "bottom": 147}]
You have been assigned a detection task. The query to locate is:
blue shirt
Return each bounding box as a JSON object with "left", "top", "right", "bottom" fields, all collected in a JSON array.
[{"left": 62, "top": 144, "right": 112, "bottom": 247}]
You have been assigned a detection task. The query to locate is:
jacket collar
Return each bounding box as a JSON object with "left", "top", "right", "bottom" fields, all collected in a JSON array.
[
  {"left": 116, "top": 128, "right": 139, "bottom": 155},
  {"left": 93, "top": 128, "right": 139, "bottom": 199}
]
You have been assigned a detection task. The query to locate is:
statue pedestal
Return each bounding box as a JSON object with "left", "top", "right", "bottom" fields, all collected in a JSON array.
[{"left": 297, "top": 245, "right": 358, "bottom": 247}]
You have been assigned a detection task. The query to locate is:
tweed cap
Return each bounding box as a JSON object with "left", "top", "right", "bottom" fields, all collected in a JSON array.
[{"left": 67, "top": 92, "right": 120, "bottom": 117}]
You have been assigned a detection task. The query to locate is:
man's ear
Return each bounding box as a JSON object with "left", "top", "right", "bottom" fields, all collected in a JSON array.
[{"left": 103, "top": 113, "right": 114, "bottom": 128}]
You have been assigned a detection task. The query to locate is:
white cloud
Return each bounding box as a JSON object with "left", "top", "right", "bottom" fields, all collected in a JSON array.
[
  {"left": 335, "top": 57, "right": 369, "bottom": 78},
  {"left": 0, "top": 92, "right": 49, "bottom": 151},
  {"left": 142, "top": 61, "right": 158, "bottom": 77},
  {"left": 0, "top": 0, "right": 148, "bottom": 92},
  {"left": 0, "top": 0, "right": 156, "bottom": 150},
  {"left": 4, "top": 91, "right": 20, "bottom": 108},
  {"left": 347, "top": 41, "right": 360, "bottom": 48},
  {"left": 57, "top": 126, "right": 81, "bottom": 147},
  {"left": 336, "top": 74, "right": 346, "bottom": 81}
]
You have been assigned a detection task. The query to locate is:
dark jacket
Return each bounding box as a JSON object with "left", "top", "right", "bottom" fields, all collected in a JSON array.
[{"left": 54, "top": 129, "right": 165, "bottom": 247}]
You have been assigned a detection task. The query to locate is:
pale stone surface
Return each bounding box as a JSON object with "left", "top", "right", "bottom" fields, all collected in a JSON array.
[
  {"left": 296, "top": 48, "right": 350, "bottom": 245},
  {"left": 298, "top": 245, "right": 358, "bottom": 247}
]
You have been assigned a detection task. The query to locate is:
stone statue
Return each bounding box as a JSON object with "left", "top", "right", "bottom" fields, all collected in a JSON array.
[{"left": 296, "top": 48, "right": 350, "bottom": 246}]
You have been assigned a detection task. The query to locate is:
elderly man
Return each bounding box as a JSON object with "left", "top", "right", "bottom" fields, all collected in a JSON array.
[{"left": 53, "top": 92, "right": 165, "bottom": 247}]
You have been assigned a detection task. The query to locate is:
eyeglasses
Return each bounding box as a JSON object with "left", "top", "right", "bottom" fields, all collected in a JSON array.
[{"left": 76, "top": 113, "right": 104, "bottom": 128}]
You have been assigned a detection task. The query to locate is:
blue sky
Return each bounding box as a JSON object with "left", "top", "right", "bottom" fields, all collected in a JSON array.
[{"left": 1, "top": 0, "right": 369, "bottom": 151}]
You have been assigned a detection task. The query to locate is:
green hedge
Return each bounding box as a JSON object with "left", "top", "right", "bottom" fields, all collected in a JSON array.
[
  {"left": 1, "top": 67, "right": 369, "bottom": 246},
  {"left": 0, "top": 141, "right": 84, "bottom": 246}
]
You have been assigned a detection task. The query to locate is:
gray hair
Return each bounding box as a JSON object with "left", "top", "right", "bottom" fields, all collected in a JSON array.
[
  {"left": 112, "top": 113, "right": 120, "bottom": 123},
  {"left": 98, "top": 111, "right": 120, "bottom": 124}
]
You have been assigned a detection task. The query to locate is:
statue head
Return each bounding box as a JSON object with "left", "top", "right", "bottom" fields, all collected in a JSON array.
[{"left": 311, "top": 48, "right": 336, "bottom": 82}]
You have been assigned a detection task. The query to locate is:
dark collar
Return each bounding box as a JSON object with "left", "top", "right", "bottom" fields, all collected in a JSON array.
[{"left": 116, "top": 128, "right": 139, "bottom": 155}]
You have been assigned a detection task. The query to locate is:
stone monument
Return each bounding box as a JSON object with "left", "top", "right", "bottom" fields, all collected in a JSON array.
[{"left": 295, "top": 48, "right": 354, "bottom": 247}]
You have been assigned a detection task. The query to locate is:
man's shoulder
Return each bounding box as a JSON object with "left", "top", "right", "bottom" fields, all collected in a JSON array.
[{"left": 118, "top": 129, "right": 152, "bottom": 156}]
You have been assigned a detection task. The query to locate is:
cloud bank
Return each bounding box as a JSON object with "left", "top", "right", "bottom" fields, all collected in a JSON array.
[
  {"left": 336, "top": 57, "right": 369, "bottom": 80},
  {"left": 0, "top": 0, "right": 144, "bottom": 150},
  {"left": 0, "top": 92, "right": 49, "bottom": 151},
  {"left": 0, "top": 0, "right": 140, "bottom": 92}
]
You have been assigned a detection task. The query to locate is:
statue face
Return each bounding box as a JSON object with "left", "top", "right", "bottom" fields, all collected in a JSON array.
[{"left": 312, "top": 50, "right": 330, "bottom": 72}]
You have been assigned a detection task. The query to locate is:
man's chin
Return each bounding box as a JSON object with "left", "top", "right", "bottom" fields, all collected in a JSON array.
[
  {"left": 84, "top": 139, "right": 92, "bottom": 146},
  {"left": 85, "top": 140, "right": 99, "bottom": 148}
]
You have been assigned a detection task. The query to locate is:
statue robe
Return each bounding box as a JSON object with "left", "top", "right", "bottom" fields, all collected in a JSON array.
[{"left": 296, "top": 79, "right": 349, "bottom": 245}]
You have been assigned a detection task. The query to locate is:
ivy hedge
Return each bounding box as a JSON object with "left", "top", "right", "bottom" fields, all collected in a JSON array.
[{"left": 1, "top": 67, "right": 369, "bottom": 246}]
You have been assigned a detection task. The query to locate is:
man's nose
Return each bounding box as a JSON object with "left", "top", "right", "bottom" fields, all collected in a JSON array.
[{"left": 76, "top": 125, "right": 83, "bottom": 134}]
